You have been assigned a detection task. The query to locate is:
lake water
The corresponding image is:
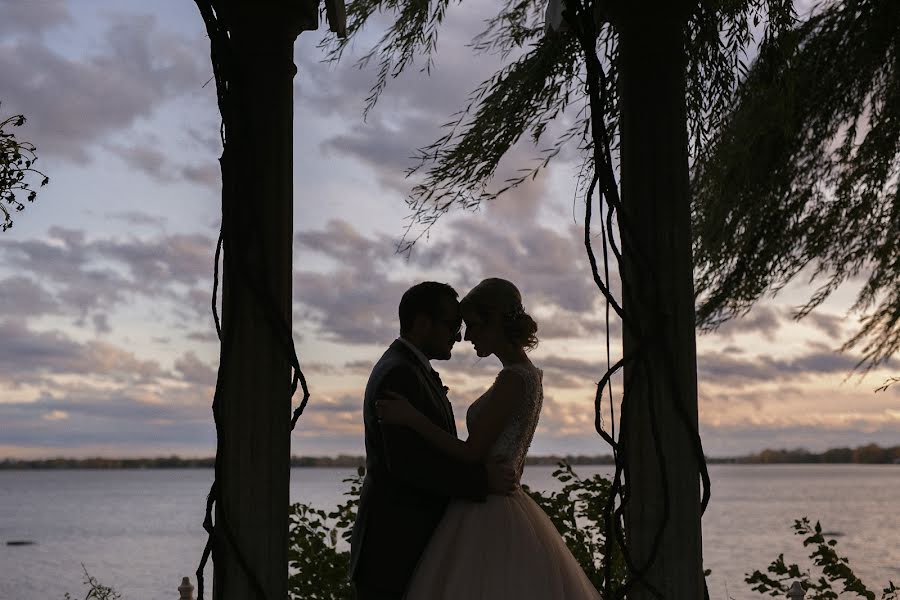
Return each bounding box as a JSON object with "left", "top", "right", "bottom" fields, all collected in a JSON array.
[{"left": 1, "top": 465, "right": 898, "bottom": 600}]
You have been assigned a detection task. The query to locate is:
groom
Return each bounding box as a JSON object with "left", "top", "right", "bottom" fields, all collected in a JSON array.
[{"left": 349, "top": 281, "right": 515, "bottom": 600}]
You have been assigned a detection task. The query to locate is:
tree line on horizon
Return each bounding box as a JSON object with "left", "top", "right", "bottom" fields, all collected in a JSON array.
[
  {"left": 739, "top": 443, "right": 900, "bottom": 465},
  {"left": 3, "top": 443, "right": 899, "bottom": 469}
]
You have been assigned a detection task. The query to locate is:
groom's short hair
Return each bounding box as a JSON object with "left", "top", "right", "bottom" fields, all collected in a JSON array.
[{"left": 399, "top": 281, "right": 458, "bottom": 334}]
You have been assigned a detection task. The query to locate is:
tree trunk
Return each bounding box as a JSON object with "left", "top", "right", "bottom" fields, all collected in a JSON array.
[
  {"left": 618, "top": 5, "right": 704, "bottom": 599},
  {"left": 211, "top": 4, "right": 311, "bottom": 598}
]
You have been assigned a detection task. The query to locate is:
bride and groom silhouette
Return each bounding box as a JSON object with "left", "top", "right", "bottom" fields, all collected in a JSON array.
[{"left": 349, "top": 279, "right": 601, "bottom": 599}]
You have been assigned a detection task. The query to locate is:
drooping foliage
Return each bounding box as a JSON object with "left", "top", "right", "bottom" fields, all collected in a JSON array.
[
  {"left": 692, "top": 0, "right": 900, "bottom": 369},
  {"left": 322, "top": 0, "right": 794, "bottom": 241},
  {"left": 324, "top": 1, "right": 898, "bottom": 369},
  {"left": 1, "top": 104, "right": 48, "bottom": 232}
]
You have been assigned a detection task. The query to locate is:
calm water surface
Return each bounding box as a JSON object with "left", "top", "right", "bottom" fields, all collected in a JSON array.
[{"left": 1, "top": 465, "right": 897, "bottom": 600}]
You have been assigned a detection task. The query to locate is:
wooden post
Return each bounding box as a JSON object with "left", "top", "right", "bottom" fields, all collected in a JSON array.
[
  {"left": 618, "top": 2, "right": 704, "bottom": 599},
  {"left": 179, "top": 576, "right": 195, "bottom": 600},
  {"left": 211, "top": 2, "right": 315, "bottom": 599}
]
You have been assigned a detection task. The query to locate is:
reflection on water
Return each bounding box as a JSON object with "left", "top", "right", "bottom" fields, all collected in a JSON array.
[{"left": 1, "top": 465, "right": 897, "bottom": 600}]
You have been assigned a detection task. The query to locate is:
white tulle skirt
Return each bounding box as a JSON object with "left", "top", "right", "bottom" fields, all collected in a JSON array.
[{"left": 405, "top": 488, "right": 603, "bottom": 599}]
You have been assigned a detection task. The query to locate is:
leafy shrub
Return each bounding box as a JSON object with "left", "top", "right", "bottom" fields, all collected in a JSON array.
[
  {"left": 746, "top": 517, "right": 898, "bottom": 600},
  {"left": 521, "top": 461, "right": 625, "bottom": 593},
  {"left": 64, "top": 565, "right": 122, "bottom": 600},
  {"left": 287, "top": 467, "right": 363, "bottom": 599}
]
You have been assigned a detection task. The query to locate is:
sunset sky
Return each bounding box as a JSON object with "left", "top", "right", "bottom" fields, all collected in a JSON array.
[{"left": 1, "top": 0, "right": 897, "bottom": 459}]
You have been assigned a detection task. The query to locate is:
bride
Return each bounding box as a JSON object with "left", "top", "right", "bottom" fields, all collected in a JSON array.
[{"left": 375, "top": 278, "right": 602, "bottom": 599}]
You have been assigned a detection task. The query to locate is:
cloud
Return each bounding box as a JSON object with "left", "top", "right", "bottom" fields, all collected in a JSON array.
[
  {"left": 174, "top": 351, "right": 217, "bottom": 386},
  {"left": 805, "top": 310, "right": 846, "bottom": 340},
  {"left": 533, "top": 394, "right": 604, "bottom": 445},
  {"left": 5, "top": 211, "right": 615, "bottom": 356},
  {"left": 537, "top": 354, "right": 612, "bottom": 390},
  {"left": 0, "top": 226, "right": 215, "bottom": 322},
  {"left": 0, "top": 0, "right": 71, "bottom": 36},
  {"left": 289, "top": 208, "right": 625, "bottom": 349},
  {"left": 0, "top": 320, "right": 84, "bottom": 387},
  {"left": 91, "top": 313, "right": 112, "bottom": 334},
  {"left": 0, "top": 385, "right": 215, "bottom": 450},
  {"left": 180, "top": 162, "right": 220, "bottom": 187},
  {"left": 187, "top": 329, "right": 219, "bottom": 344},
  {"left": 302, "top": 2, "right": 574, "bottom": 210},
  {"left": 110, "top": 141, "right": 169, "bottom": 180},
  {"left": 93, "top": 231, "right": 212, "bottom": 287},
  {"left": 703, "top": 300, "right": 852, "bottom": 346},
  {"left": 438, "top": 219, "right": 604, "bottom": 314},
  {"left": 322, "top": 115, "right": 435, "bottom": 193},
  {"left": 0, "top": 276, "right": 60, "bottom": 318},
  {"left": 697, "top": 352, "right": 781, "bottom": 386},
  {"left": 290, "top": 392, "right": 365, "bottom": 440},
  {"left": 712, "top": 304, "right": 783, "bottom": 340},
  {"left": 0, "top": 319, "right": 222, "bottom": 452},
  {"left": 0, "top": 319, "right": 165, "bottom": 388},
  {"left": 295, "top": 219, "right": 397, "bottom": 267},
  {"left": 0, "top": 12, "right": 207, "bottom": 162},
  {"left": 297, "top": 4, "right": 501, "bottom": 123},
  {"left": 294, "top": 268, "right": 409, "bottom": 345},
  {"left": 1, "top": 1, "right": 889, "bottom": 460},
  {"left": 534, "top": 308, "right": 618, "bottom": 341},
  {"left": 293, "top": 221, "right": 425, "bottom": 344},
  {"left": 107, "top": 140, "right": 219, "bottom": 188},
  {"left": 105, "top": 211, "right": 168, "bottom": 228},
  {"left": 696, "top": 348, "right": 895, "bottom": 390},
  {"left": 783, "top": 349, "right": 864, "bottom": 375}
]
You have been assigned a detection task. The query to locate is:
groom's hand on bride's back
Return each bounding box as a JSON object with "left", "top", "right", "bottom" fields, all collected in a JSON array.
[{"left": 485, "top": 457, "right": 517, "bottom": 495}]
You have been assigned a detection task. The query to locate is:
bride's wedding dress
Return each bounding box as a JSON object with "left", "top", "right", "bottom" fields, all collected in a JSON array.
[{"left": 404, "top": 363, "right": 602, "bottom": 599}]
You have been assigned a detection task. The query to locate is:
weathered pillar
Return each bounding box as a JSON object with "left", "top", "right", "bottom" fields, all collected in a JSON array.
[
  {"left": 618, "top": 3, "right": 704, "bottom": 599},
  {"left": 212, "top": 2, "right": 315, "bottom": 599}
]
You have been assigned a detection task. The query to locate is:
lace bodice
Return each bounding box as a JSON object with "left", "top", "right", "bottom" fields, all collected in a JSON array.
[{"left": 465, "top": 363, "right": 543, "bottom": 477}]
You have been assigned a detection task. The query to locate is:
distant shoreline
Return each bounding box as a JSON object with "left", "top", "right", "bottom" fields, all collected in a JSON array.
[{"left": 2, "top": 444, "right": 898, "bottom": 469}]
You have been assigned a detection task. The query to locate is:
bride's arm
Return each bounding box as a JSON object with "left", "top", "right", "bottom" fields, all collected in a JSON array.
[{"left": 377, "top": 370, "right": 524, "bottom": 463}]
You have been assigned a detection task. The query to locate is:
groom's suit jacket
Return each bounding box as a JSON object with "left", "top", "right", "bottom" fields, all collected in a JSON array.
[{"left": 349, "top": 339, "right": 487, "bottom": 595}]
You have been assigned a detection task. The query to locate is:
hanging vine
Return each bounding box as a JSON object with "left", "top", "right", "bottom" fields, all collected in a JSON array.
[{"left": 557, "top": 3, "right": 716, "bottom": 597}]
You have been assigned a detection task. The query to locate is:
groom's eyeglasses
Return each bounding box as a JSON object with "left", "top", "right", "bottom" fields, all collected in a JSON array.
[{"left": 438, "top": 317, "right": 463, "bottom": 336}]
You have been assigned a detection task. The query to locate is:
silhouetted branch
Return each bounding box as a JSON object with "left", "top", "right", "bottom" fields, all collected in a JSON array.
[{"left": 0, "top": 107, "right": 49, "bottom": 232}]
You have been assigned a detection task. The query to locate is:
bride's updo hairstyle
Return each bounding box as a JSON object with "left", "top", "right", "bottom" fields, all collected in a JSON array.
[{"left": 460, "top": 278, "right": 538, "bottom": 351}]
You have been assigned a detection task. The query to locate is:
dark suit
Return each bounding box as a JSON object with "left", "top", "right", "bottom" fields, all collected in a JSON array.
[{"left": 349, "top": 339, "right": 488, "bottom": 599}]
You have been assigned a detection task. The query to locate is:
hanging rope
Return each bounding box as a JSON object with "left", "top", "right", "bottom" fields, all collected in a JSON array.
[
  {"left": 192, "top": 2, "right": 311, "bottom": 598},
  {"left": 559, "top": 1, "right": 713, "bottom": 598}
]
